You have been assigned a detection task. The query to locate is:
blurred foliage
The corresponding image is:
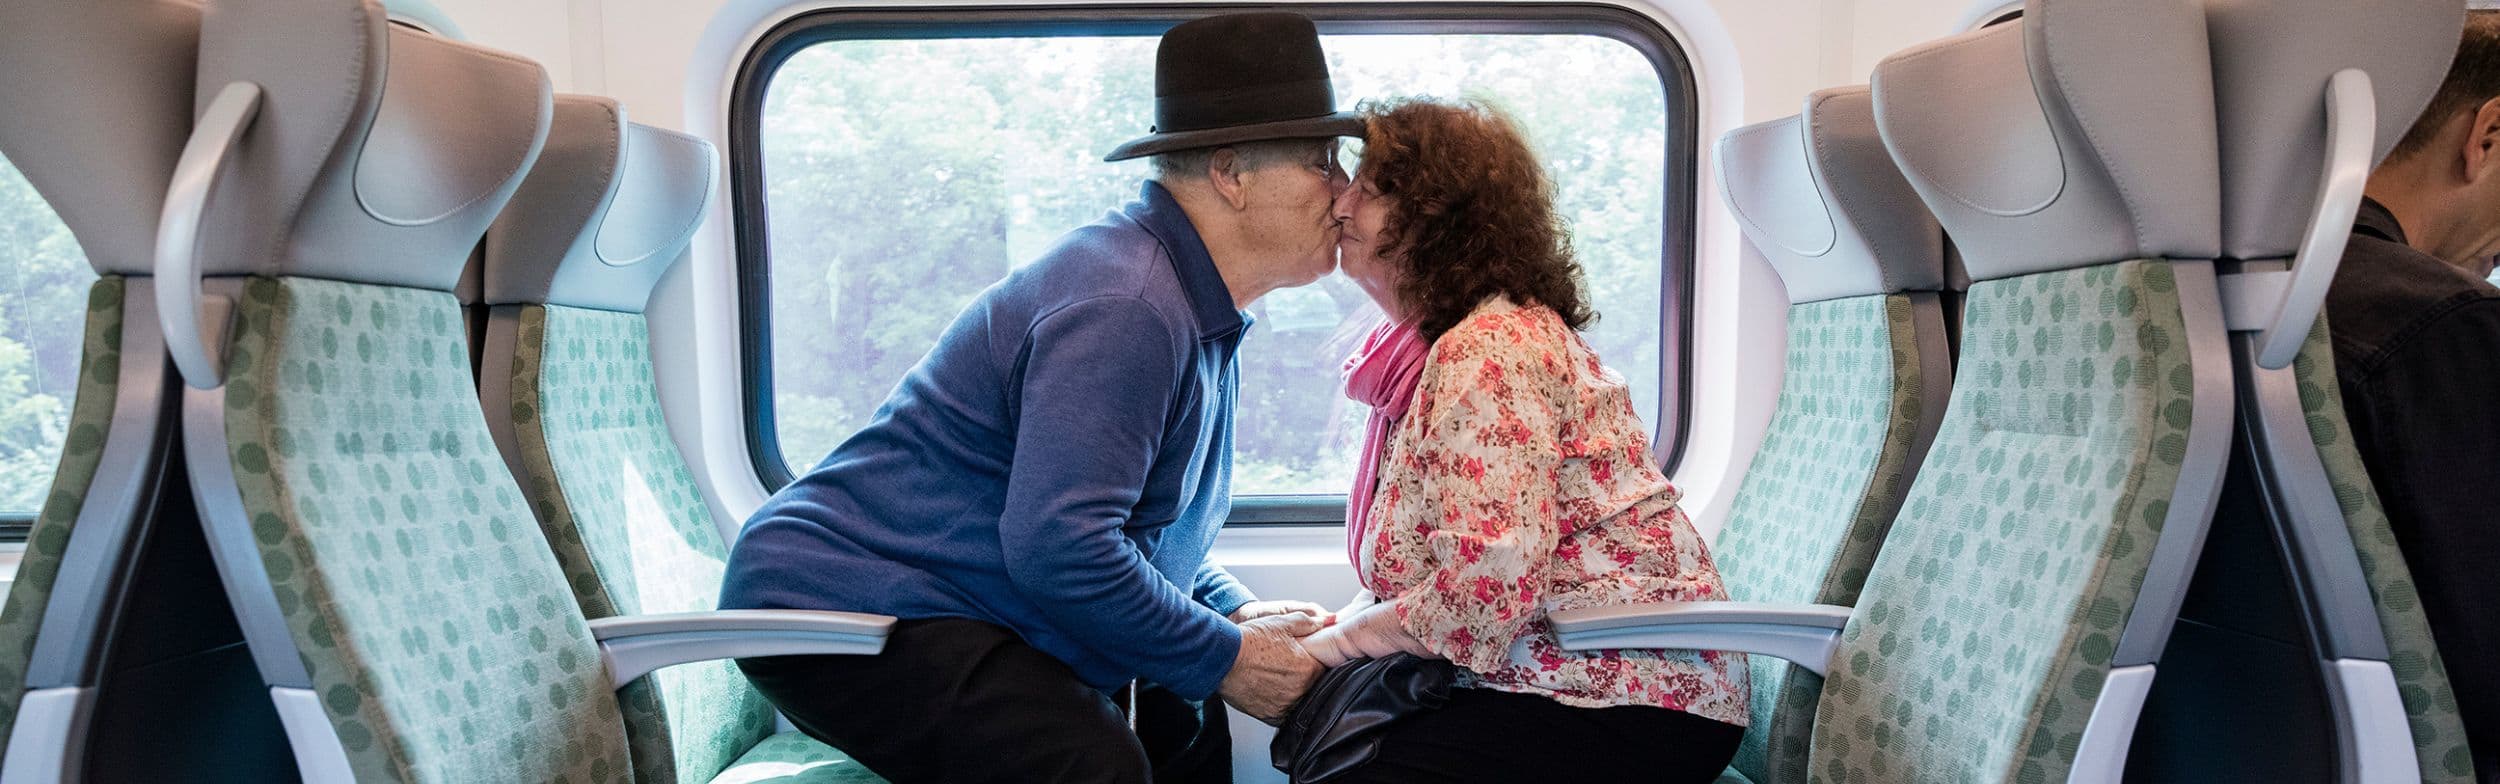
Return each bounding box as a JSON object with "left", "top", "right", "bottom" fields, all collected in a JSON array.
[
  {"left": 762, "top": 33, "right": 1671, "bottom": 495},
  {"left": 0, "top": 158, "right": 94, "bottom": 517}
]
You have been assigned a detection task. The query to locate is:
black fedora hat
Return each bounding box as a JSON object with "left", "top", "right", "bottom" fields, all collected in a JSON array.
[{"left": 1102, "top": 12, "right": 1365, "bottom": 162}]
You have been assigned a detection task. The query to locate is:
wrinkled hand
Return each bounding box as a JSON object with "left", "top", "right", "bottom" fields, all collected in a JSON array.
[
  {"left": 1228, "top": 600, "right": 1331, "bottom": 625},
  {"left": 1298, "top": 600, "right": 1436, "bottom": 668},
  {"left": 1218, "top": 613, "right": 1326, "bottom": 724}
]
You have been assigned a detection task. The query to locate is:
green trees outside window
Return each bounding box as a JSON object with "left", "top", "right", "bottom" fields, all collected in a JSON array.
[
  {"left": 760, "top": 33, "right": 1672, "bottom": 496},
  {"left": 0, "top": 160, "right": 95, "bottom": 520}
]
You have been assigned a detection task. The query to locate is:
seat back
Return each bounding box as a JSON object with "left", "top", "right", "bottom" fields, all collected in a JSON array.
[
  {"left": 0, "top": 1, "right": 221, "bottom": 779},
  {"left": 1707, "top": 85, "right": 1949, "bottom": 784},
  {"left": 1819, "top": 0, "right": 2236, "bottom": 778},
  {"left": 475, "top": 95, "right": 764, "bottom": 784},
  {"left": 2138, "top": 1, "right": 2473, "bottom": 780},
  {"left": 162, "top": 1, "right": 643, "bottom": 780}
]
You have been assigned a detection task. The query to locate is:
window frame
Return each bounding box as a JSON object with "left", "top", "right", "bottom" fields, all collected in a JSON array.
[{"left": 730, "top": 3, "right": 1699, "bottom": 525}]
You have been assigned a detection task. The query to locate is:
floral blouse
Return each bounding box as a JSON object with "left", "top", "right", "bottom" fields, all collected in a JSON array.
[{"left": 1360, "top": 296, "right": 1750, "bottom": 725}]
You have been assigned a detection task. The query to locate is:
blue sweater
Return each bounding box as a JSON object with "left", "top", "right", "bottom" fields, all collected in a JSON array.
[{"left": 720, "top": 182, "right": 1254, "bottom": 699}]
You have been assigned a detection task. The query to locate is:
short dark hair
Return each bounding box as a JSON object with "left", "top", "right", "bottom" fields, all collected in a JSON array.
[{"left": 2389, "top": 11, "right": 2500, "bottom": 161}]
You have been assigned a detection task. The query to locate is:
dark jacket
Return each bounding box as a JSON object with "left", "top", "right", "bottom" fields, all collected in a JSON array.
[
  {"left": 2328, "top": 197, "right": 2500, "bottom": 781},
  {"left": 721, "top": 182, "right": 1254, "bottom": 699}
]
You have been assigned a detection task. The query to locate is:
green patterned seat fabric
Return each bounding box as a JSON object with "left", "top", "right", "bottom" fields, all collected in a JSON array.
[
  {"left": 0, "top": 277, "right": 122, "bottom": 768},
  {"left": 708, "top": 731, "right": 886, "bottom": 784},
  {"left": 1712, "top": 293, "right": 1929, "bottom": 783},
  {"left": 1809, "top": 261, "right": 2193, "bottom": 783},
  {"left": 505, "top": 304, "right": 792, "bottom": 784},
  {"left": 222, "top": 276, "right": 632, "bottom": 783},
  {"left": 2289, "top": 319, "right": 2475, "bottom": 782}
]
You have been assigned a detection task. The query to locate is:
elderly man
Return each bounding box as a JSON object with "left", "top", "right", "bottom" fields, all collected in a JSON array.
[
  {"left": 721, "top": 12, "right": 1356, "bottom": 784},
  {"left": 2330, "top": 12, "right": 2500, "bottom": 780}
]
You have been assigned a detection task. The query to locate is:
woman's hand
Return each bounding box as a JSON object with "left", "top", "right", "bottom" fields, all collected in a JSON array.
[
  {"left": 1228, "top": 600, "right": 1332, "bottom": 625},
  {"left": 1299, "top": 598, "right": 1438, "bottom": 667}
]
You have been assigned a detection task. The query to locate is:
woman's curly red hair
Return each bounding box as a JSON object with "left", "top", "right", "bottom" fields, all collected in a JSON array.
[{"left": 1359, "top": 98, "right": 1594, "bottom": 341}]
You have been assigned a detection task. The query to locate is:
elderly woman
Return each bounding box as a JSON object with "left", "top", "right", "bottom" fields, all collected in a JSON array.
[{"left": 1295, "top": 98, "right": 1747, "bottom": 783}]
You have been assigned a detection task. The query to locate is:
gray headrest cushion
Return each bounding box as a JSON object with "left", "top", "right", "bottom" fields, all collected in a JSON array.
[
  {"left": 1720, "top": 86, "right": 1945, "bottom": 304},
  {"left": 1873, "top": 0, "right": 2221, "bottom": 281},
  {"left": 0, "top": 0, "right": 202, "bottom": 275},
  {"left": 194, "top": 0, "right": 549, "bottom": 292},
  {"left": 484, "top": 95, "right": 717, "bottom": 312},
  {"left": 2208, "top": 0, "right": 2463, "bottom": 259}
]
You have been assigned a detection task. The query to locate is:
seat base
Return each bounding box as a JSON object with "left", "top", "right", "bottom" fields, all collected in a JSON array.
[{"left": 710, "top": 731, "right": 887, "bottom": 784}]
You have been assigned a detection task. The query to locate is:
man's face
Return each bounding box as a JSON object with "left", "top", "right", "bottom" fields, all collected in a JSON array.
[{"left": 1239, "top": 140, "right": 1352, "bottom": 288}]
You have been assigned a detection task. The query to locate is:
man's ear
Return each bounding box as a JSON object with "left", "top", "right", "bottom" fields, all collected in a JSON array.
[
  {"left": 1206, "top": 147, "right": 1253, "bottom": 211},
  {"left": 2461, "top": 97, "right": 2500, "bottom": 185}
]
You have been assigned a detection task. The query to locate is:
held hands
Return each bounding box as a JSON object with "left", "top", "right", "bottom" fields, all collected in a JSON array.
[
  {"left": 1217, "top": 612, "right": 1327, "bottom": 725},
  {"left": 1228, "top": 600, "right": 1332, "bottom": 625},
  {"left": 1297, "top": 599, "right": 1437, "bottom": 668}
]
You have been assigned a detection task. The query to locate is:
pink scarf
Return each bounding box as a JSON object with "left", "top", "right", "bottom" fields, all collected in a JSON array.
[{"left": 1343, "top": 320, "right": 1430, "bottom": 591}]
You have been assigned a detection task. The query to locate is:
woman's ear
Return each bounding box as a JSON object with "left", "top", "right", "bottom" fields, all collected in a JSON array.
[{"left": 1207, "top": 147, "right": 1254, "bottom": 211}]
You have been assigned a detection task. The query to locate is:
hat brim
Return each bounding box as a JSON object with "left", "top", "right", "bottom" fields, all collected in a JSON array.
[{"left": 1102, "top": 112, "right": 1366, "bottom": 162}]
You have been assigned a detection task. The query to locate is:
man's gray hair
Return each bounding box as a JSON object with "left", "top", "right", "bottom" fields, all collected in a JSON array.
[{"left": 1151, "top": 137, "right": 1333, "bottom": 182}]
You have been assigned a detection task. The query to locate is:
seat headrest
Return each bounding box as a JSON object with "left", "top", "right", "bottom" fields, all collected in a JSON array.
[
  {"left": 381, "top": 0, "right": 466, "bottom": 39},
  {"left": 0, "top": 0, "right": 201, "bottom": 275},
  {"left": 1871, "top": 0, "right": 2220, "bottom": 282},
  {"left": 482, "top": 96, "right": 717, "bottom": 313},
  {"left": 1720, "top": 86, "right": 1945, "bottom": 304},
  {"left": 2208, "top": 0, "right": 2462, "bottom": 260},
  {"left": 191, "top": 0, "right": 549, "bottom": 292}
]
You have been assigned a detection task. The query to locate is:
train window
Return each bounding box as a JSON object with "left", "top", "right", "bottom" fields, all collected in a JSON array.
[
  {"left": 0, "top": 157, "right": 96, "bottom": 539},
  {"left": 733, "top": 8, "right": 1696, "bottom": 521}
]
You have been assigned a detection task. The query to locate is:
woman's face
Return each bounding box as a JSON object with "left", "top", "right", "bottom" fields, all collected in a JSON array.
[{"left": 1332, "top": 172, "right": 1403, "bottom": 316}]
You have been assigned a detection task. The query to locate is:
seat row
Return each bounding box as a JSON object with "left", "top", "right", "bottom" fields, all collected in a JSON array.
[
  {"left": 0, "top": 0, "right": 895, "bottom": 781},
  {"left": 1551, "top": 1, "right": 2476, "bottom": 782}
]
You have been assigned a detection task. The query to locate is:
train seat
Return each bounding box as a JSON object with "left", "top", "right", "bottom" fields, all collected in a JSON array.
[
  {"left": 1556, "top": 0, "right": 2237, "bottom": 779},
  {"left": 476, "top": 94, "right": 884, "bottom": 784},
  {"left": 2132, "top": 0, "right": 2475, "bottom": 780},
  {"left": 0, "top": 2, "right": 297, "bottom": 780},
  {"left": 1704, "top": 84, "right": 1951, "bottom": 784},
  {"left": 154, "top": 0, "right": 893, "bottom": 780}
]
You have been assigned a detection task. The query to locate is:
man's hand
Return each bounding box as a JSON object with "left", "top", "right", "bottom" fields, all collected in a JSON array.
[
  {"left": 1217, "top": 613, "right": 1326, "bottom": 724},
  {"left": 1298, "top": 599, "right": 1437, "bottom": 667},
  {"left": 1227, "top": 599, "right": 1331, "bottom": 624}
]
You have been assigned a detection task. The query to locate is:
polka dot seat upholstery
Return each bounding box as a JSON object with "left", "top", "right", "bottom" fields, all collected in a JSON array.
[
  {"left": 1803, "top": 4, "right": 2238, "bottom": 778},
  {"left": 166, "top": 0, "right": 643, "bottom": 779},
  {"left": 0, "top": 0, "right": 206, "bottom": 775},
  {"left": 1559, "top": 1, "right": 2239, "bottom": 781},
  {"left": 1707, "top": 86, "right": 1950, "bottom": 784},
  {"left": 477, "top": 96, "right": 886, "bottom": 784},
  {"left": 2190, "top": 0, "right": 2473, "bottom": 778}
]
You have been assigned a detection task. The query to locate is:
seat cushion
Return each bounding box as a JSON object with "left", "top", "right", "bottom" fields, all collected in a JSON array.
[
  {"left": 2291, "top": 320, "right": 2476, "bottom": 782},
  {"left": 0, "top": 277, "right": 121, "bottom": 767},
  {"left": 1712, "top": 293, "right": 1931, "bottom": 783},
  {"left": 223, "top": 277, "right": 631, "bottom": 782},
  {"left": 507, "top": 304, "right": 778, "bottom": 782},
  {"left": 1715, "top": 766, "right": 1757, "bottom": 784},
  {"left": 1811, "top": 261, "right": 2196, "bottom": 782},
  {"left": 709, "top": 731, "right": 887, "bottom": 784}
]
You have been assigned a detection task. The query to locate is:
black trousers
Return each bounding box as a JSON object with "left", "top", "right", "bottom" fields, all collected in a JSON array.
[
  {"left": 1330, "top": 686, "right": 1743, "bottom": 784},
  {"left": 738, "top": 618, "right": 1232, "bottom": 784}
]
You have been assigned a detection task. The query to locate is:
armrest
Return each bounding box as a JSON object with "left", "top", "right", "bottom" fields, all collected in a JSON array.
[
  {"left": 589, "top": 609, "right": 898, "bottom": 687},
  {"left": 1550, "top": 601, "right": 1854, "bottom": 678}
]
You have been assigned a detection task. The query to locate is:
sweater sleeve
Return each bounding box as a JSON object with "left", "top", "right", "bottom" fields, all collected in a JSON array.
[
  {"left": 997, "top": 296, "right": 1241, "bottom": 699},
  {"left": 1387, "top": 315, "right": 1568, "bottom": 673},
  {"left": 1193, "top": 562, "right": 1256, "bottom": 618}
]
